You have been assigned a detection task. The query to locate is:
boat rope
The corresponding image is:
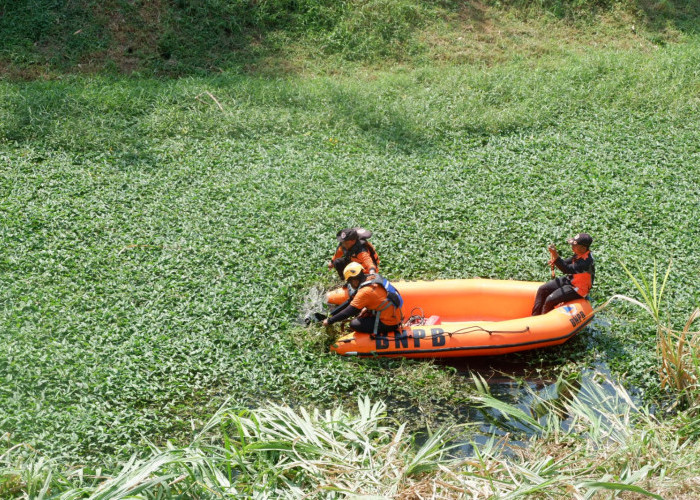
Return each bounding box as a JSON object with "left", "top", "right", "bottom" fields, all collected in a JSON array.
[
  {"left": 440, "top": 325, "right": 530, "bottom": 336},
  {"left": 403, "top": 325, "right": 530, "bottom": 339},
  {"left": 335, "top": 325, "right": 531, "bottom": 344}
]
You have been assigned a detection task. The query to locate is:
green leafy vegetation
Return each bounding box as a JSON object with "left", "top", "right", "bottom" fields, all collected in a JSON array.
[
  {"left": 1, "top": 0, "right": 699, "bottom": 496},
  {"left": 607, "top": 260, "right": 700, "bottom": 409},
  {"left": 1, "top": 41, "right": 698, "bottom": 464},
  {"left": 3, "top": 378, "right": 700, "bottom": 498}
]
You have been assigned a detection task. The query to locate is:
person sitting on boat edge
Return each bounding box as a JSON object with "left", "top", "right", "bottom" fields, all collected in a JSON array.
[
  {"left": 531, "top": 232, "right": 595, "bottom": 316},
  {"left": 323, "top": 262, "right": 403, "bottom": 335},
  {"left": 328, "top": 227, "right": 379, "bottom": 280}
]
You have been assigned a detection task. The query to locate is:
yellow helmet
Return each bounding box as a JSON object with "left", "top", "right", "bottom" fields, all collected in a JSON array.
[{"left": 343, "top": 262, "right": 364, "bottom": 281}]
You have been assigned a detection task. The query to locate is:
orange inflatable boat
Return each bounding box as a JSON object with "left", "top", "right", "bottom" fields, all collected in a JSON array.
[{"left": 326, "top": 279, "right": 594, "bottom": 358}]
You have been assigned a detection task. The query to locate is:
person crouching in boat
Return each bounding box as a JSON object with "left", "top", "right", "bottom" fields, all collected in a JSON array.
[
  {"left": 323, "top": 262, "right": 404, "bottom": 335},
  {"left": 531, "top": 233, "right": 595, "bottom": 316},
  {"left": 328, "top": 228, "right": 379, "bottom": 280}
]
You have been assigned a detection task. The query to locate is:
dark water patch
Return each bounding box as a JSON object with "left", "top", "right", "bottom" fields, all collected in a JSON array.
[{"left": 413, "top": 355, "right": 642, "bottom": 457}]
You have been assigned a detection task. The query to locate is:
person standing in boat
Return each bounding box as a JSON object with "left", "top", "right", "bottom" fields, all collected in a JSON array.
[
  {"left": 531, "top": 233, "right": 595, "bottom": 316},
  {"left": 323, "top": 262, "right": 403, "bottom": 335},
  {"left": 328, "top": 227, "right": 379, "bottom": 280}
]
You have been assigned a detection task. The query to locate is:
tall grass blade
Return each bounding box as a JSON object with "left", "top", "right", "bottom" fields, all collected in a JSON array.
[
  {"left": 404, "top": 426, "right": 454, "bottom": 476},
  {"left": 473, "top": 392, "right": 544, "bottom": 435},
  {"left": 619, "top": 259, "right": 672, "bottom": 322},
  {"left": 580, "top": 480, "right": 663, "bottom": 500}
]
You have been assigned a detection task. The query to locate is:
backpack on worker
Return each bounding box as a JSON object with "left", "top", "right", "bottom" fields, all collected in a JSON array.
[{"left": 349, "top": 227, "right": 380, "bottom": 269}]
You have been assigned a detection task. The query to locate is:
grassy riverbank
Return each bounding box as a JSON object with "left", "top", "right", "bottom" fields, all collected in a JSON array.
[
  {"left": 2, "top": 0, "right": 699, "bottom": 77},
  {"left": 4, "top": 375, "right": 700, "bottom": 498},
  {"left": 1, "top": 0, "right": 699, "bottom": 495}
]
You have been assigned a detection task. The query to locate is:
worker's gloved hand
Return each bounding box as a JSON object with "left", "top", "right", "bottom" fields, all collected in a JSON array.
[{"left": 331, "top": 258, "right": 348, "bottom": 268}]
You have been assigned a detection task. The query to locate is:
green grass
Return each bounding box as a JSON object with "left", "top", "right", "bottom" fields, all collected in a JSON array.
[{"left": 1, "top": 0, "right": 698, "bottom": 75}]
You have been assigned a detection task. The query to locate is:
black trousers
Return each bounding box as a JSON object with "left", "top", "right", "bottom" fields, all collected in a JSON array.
[
  {"left": 531, "top": 277, "right": 583, "bottom": 316},
  {"left": 349, "top": 315, "right": 400, "bottom": 335}
]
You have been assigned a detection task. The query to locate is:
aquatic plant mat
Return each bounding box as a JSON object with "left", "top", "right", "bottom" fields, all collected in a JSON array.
[{"left": 3, "top": 376, "right": 700, "bottom": 498}]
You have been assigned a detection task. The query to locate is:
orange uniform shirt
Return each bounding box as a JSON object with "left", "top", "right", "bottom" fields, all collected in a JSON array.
[
  {"left": 555, "top": 250, "right": 595, "bottom": 297},
  {"left": 350, "top": 284, "right": 402, "bottom": 326},
  {"left": 332, "top": 245, "right": 377, "bottom": 274}
]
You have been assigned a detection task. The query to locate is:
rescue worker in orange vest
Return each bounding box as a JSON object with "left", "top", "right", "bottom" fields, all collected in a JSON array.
[
  {"left": 531, "top": 233, "right": 595, "bottom": 316},
  {"left": 323, "top": 262, "right": 403, "bottom": 335},
  {"left": 328, "top": 228, "right": 379, "bottom": 280}
]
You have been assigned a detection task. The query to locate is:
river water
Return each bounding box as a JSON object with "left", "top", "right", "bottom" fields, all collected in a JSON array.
[{"left": 433, "top": 355, "right": 637, "bottom": 457}]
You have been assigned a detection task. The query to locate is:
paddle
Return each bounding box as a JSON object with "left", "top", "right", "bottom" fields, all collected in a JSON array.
[{"left": 548, "top": 243, "right": 558, "bottom": 279}]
